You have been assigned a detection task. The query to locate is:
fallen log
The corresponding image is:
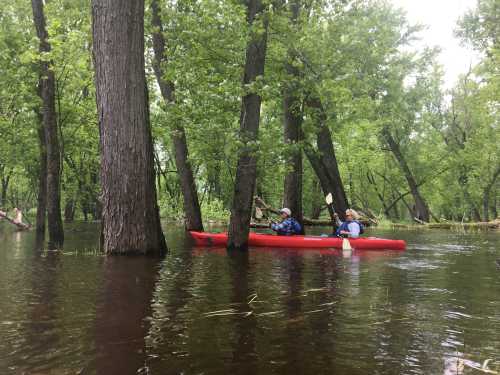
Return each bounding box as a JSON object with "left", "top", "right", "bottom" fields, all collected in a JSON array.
[
  {"left": 392, "top": 219, "right": 499, "bottom": 230},
  {"left": 0, "top": 208, "right": 31, "bottom": 230}
]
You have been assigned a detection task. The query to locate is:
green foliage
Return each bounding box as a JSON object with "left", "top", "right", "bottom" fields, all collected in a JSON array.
[{"left": 0, "top": 0, "right": 497, "bottom": 224}]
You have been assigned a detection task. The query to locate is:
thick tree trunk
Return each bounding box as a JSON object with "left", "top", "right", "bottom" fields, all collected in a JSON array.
[
  {"left": 150, "top": 0, "right": 203, "bottom": 232},
  {"left": 382, "top": 127, "right": 430, "bottom": 222},
  {"left": 35, "top": 110, "right": 47, "bottom": 248},
  {"left": 31, "top": 0, "right": 64, "bottom": 249},
  {"left": 228, "top": 0, "right": 269, "bottom": 250},
  {"left": 92, "top": 0, "right": 167, "bottom": 255},
  {"left": 304, "top": 97, "right": 348, "bottom": 219}
]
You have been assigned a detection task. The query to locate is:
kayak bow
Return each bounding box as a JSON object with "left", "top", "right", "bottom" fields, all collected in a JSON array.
[{"left": 189, "top": 231, "right": 406, "bottom": 250}]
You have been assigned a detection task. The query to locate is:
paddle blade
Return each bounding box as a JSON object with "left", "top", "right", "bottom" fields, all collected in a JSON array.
[
  {"left": 325, "top": 193, "right": 333, "bottom": 205},
  {"left": 255, "top": 207, "right": 263, "bottom": 219},
  {"left": 342, "top": 237, "right": 352, "bottom": 251}
]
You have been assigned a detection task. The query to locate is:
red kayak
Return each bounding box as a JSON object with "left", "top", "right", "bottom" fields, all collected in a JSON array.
[{"left": 189, "top": 231, "right": 406, "bottom": 251}]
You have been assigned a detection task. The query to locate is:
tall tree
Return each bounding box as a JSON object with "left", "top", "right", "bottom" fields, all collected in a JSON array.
[
  {"left": 31, "top": 0, "right": 64, "bottom": 249},
  {"left": 282, "top": 0, "right": 304, "bottom": 231},
  {"left": 304, "top": 97, "right": 349, "bottom": 219},
  {"left": 150, "top": 0, "right": 203, "bottom": 232},
  {"left": 92, "top": 0, "right": 167, "bottom": 255},
  {"left": 228, "top": 0, "right": 269, "bottom": 250}
]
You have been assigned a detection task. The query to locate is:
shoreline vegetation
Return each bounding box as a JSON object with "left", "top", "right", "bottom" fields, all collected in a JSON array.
[{"left": 1, "top": 206, "right": 499, "bottom": 233}]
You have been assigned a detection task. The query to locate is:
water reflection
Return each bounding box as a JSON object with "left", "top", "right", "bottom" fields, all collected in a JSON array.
[{"left": 92, "top": 257, "right": 161, "bottom": 375}]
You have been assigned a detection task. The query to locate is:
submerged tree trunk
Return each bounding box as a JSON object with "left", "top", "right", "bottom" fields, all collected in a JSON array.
[
  {"left": 382, "top": 127, "right": 430, "bottom": 222},
  {"left": 92, "top": 0, "right": 167, "bottom": 255},
  {"left": 150, "top": 0, "right": 203, "bottom": 232},
  {"left": 31, "top": 0, "right": 64, "bottom": 249},
  {"left": 35, "top": 107, "right": 47, "bottom": 248},
  {"left": 304, "top": 97, "right": 348, "bottom": 220},
  {"left": 228, "top": 0, "right": 269, "bottom": 250}
]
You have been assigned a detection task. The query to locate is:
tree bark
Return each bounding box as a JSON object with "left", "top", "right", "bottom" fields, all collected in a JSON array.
[
  {"left": 382, "top": 127, "right": 430, "bottom": 222},
  {"left": 31, "top": 0, "right": 64, "bottom": 249},
  {"left": 150, "top": 0, "right": 203, "bottom": 231},
  {"left": 35, "top": 106, "right": 47, "bottom": 248},
  {"left": 92, "top": 0, "right": 167, "bottom": 255},
  {"left": 304, "top": 97, "right": 348, "bottom": 219},
  {"left": 227, "top": 0, "right": 269, "bottom": 250}
]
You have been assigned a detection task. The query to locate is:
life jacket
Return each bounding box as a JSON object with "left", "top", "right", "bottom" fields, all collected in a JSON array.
[
  {"left": 291, "top": 219, "right": 302, "bottom": 234},
  {"left": 336, "top": 220, "right": 364, "bottom": 236}
]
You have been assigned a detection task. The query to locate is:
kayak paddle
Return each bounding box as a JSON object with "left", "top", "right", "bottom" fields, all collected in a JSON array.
[{"left": 325, "top": 193, "right": 352, "bottom": 251}]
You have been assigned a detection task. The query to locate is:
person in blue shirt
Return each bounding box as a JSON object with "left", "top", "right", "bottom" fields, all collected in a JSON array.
[
  {"left": 334, "top": 209, "right": 363, "bottom": 238},
  {"left": 270, "top": 208, "right": 302, "bottom": 235}
]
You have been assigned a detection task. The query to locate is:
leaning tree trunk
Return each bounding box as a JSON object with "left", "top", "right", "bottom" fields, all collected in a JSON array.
[
  {"left": 92, "top": 0, "right": 167, "bottom": 255},
  {"left": 150, "top": 0, "right": 203, "bottom": 232},
  {"left": 227, "top": 0, "right": 269, "bottom": 250},
  {"left": 382, "top": 127, "right": 430, "bottom": 222},
  {"left": 35, "top": 107, "right": 47, "bottom": 248},
  {"left": 304, "top": 97, "right": 349, "bottom": 220},
  {"left": 31, "top": 0, "right": 64, "bottom": 249}
]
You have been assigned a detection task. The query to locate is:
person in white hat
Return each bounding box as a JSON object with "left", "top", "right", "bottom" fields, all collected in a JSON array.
[{"left": 270, "top": 207, "right": 302, "bottom": 235}]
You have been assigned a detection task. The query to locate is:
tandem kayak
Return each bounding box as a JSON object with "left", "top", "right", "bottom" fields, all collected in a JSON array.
[{"left": 189, "top": 231, "right": 406, "bottom": 251}]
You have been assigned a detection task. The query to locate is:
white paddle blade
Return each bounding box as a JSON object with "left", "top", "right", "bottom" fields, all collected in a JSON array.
[
  {"left": 255, "top": 207, "right": 263, "bottom": 219},
  {"left": 342, "top": 237, "right": 352, "bottom": 251},
  {"left": 325, "top": 193, "right": 333, "bottom": 205}
]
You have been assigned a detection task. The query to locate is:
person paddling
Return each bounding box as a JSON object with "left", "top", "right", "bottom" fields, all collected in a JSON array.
[
  {"left": 270, "top": 208, "right": 302, "bottom": 236},
  {"left": 334, "top": 209, "right": 363, "bottom": 238}
]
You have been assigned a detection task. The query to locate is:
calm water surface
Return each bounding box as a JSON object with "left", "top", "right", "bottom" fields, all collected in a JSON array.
[{"left": 0, "top": 223, "right": 499, "bottom": 375}]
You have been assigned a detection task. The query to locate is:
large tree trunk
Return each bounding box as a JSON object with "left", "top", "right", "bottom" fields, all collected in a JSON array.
[
  {"left": 382, "top": 127, "right": 430, "bottom": 222},
  {"left": 227, "top": 0, "right": 269, "bottom": 250},
  {"left": 304, "top": 97, "right": 348, "bottom": 220},
  {"left": 92, "top": 0, "right": 167, "bottom": 255},
  {"left": 35, "top": 107, "right": 47, "bottom": 248},
  {"left": 31, "top": 0, "right": 64, "bottom": 249},
  {"left": 150, "top": 0, "right": 203, "bottom": 232}
]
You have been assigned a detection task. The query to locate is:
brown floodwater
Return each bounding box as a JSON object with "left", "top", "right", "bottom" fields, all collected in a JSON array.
[{"left": 0, "top": 223, "right": 499, "bottom": 374}]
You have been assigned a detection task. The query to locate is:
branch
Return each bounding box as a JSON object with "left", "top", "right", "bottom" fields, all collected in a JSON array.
[{"left": 0, "top": 209, "right": 30, "bottom": 230}]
